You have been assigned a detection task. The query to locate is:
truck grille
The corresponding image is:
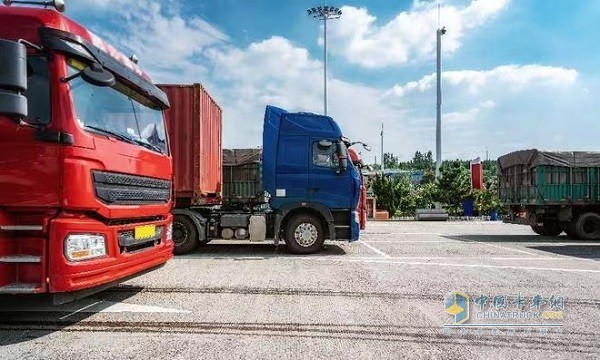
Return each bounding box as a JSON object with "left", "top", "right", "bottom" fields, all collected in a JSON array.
[{"left": 92, "top": 171, "right": 171, "bottom": 205}]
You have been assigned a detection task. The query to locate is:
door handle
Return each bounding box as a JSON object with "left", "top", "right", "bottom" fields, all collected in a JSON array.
[{"left": 307, "top": 188, "right": 319, "bottom": 193}]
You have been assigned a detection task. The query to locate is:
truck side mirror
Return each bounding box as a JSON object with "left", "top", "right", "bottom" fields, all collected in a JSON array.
[
  {"left": 81, "top": 63, "right": 115, "bottom": 87},
  {"left": 0, "top": 39, "right": 28, "bottom": 119},
  {"left": 63, "top": 62, "right": 115, "bottom": 87},
  {"left": 317, "top": 139, "right": 333, "bottom": 149}
]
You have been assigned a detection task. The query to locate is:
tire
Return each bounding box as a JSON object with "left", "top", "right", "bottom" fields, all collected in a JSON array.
[
  {"left": 285, "top": 214, "right": 325, "bottom": 254},
  {"left": 530, "top": 221, "right": 562, "bottom": 236},
  {"left": 172, "top": 214, "right": 199, "bottom": 255},
  {"left": 564, "top": 221, "right": 579, "bottom": 240},
  {"left": 574, "top": 212, "right": 600, "bottom": 240}
]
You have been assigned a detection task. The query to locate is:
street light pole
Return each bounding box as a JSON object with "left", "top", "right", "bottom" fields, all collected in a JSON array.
[
  {"left": 435, "top": 26, "right": 446, "bottom": 179},
  {"left": 323, "top": 14, "right": 328, "bottom": 116},
  {"left": 307, "top": 5, "right": 342, "bottom": 116},
  {"left": 380, "top": 122, "right": 384, "bottom": 173}
]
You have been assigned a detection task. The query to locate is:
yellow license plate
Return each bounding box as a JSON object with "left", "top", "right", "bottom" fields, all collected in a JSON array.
[{"left": 134, "top": 225, "right": 156, "bottom": 240}]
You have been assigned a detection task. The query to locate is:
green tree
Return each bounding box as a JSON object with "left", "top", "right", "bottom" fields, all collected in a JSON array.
[
  {"left": 411, "top": 150, "right": 435, "bottom": 171},
  {"left": 372, "top": 173, "right": 415, "bottom": 216},
  {"left": 474, "top": 162, "right": 501, "bottom": 215},
  {"left": 437, "top": 161, "right": 471, "bottom": 215},
  {"left": 395, "top": 175, "right": 416, "bottom": 215},
  {"left": 372, "top": 173, "right": 398, "bottom": 216},
  {"left": 414, "top": 182, "right": 439, "bottom": 209},
  {"left": 383, "top": 152, "right": 399, "bottom": 169},
  {"left": 421, "top": 168, "right": 436, "bottom": 184},
  {"left": 474, "top": 183, "right": 501, "bottom": 215}
]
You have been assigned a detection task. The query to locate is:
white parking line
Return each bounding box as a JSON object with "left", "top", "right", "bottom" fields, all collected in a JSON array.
[
  {"left": 358, "top": 240, "right": 390, "bottom": 258},
  {"left": 59, "top": 300, "right": 102, "bottom": 320},
  {"left": 4, "top": 299, "right": 190, "bottom": 314},
  {"left": 362, "top": 240, "right": 457, "bottom": 243},
  {"left": 307, "top": 257, "right": 600, "bottom": 274},
  {"left": 364, "top": 232, "right": 443, "bottom": 236},
  {"left": 511, "top": 242, "right": 600, "bottom": 246},
  {"left": 312, "top": 256, "right": 580, "bottom": 261}
]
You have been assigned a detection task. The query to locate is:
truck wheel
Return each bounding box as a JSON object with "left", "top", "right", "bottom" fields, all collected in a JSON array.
[
  {"left": 172, "top": 215, "right": 199, "bottom": 255},
  {"left": 530, "top": 221, "right": 562, "bottom": 236},
  {"left": 285, "top": 214, "right": 325, "bottom": 254},
  {"left": 564, "top": 222, "right": 579, "bottom": 240},
  {"left": 575, "top": 212, "right": 600, "bottom": 240}
]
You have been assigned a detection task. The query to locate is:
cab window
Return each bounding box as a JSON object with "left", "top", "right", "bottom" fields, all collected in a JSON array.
[{"left": 313, "top": 140, "right": 336, "bottom": 168}]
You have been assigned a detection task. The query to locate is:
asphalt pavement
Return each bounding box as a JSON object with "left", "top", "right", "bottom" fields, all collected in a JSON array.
[{"left": 1, "top": 221, "right": 598, "bottom": 359}]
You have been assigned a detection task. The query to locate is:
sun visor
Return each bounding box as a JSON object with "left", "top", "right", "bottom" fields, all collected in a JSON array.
[{"left": 39, "top": 27, "right": 169, "bottom": 109}]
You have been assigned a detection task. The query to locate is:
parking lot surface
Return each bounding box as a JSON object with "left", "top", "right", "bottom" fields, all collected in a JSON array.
[{"left": 1, "top": 221, "right": 599, "bottom": 359}]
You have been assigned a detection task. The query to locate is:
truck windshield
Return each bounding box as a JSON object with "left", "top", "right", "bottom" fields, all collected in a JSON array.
[{"left": 68, "top": 61, "right": 167, "bottom": 155}]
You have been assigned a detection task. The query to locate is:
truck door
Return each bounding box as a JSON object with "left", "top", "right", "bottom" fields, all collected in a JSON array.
[
  {"left": 308, "top": 139, "right": 355, "bottom": 209},
  {"left": 274, "top": 135, "right": 310, "bottom": 202},
  {"left": 0, "top": 54, "right": 59, "bottom": 293},
  {"left": 0, "top": 55, "right": 60, "bottom": 207}
]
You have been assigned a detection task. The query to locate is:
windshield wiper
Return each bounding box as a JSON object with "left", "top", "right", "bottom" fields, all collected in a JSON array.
[
  {"left": 84, "top": 125, "right": 164, "bottom": 154},
  {"left": 84, "top": 125, "right": 136, "bottom": 144},
  {"left": 131, "top": 138, "right": 164, "bottom": 154}
]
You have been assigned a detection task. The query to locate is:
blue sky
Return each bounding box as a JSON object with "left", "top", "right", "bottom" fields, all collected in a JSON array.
[{"left": 61, "top": 0, "right": 600, "bottom": 163}]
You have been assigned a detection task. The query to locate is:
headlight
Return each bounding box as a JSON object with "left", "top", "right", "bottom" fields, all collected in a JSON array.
[
  {"left": 65, "top": 234, "right": 107, "bottom": 261},
  {"left": 166, "top": 222, "right": 173, "bottom": 242}
]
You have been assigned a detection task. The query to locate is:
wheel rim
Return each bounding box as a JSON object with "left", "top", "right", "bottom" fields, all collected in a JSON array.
[
  {"left": 294, "top": 223, "right": 318, "bottom": 247},
  {"left": 173, "top": 222, "right": 188, "bottom": 246}
]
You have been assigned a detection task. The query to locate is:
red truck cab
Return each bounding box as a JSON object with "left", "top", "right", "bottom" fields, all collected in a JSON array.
[{"left": 0, "top": 4, "right": 173, "bottom": 303}]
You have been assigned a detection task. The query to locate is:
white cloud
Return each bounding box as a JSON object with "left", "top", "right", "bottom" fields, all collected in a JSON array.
[
  {"left": 206, "top": 37, "right": 397, "bottom": 152},
  {"left": 67, "top": 0, "right": 228, "bottom": 81},
  {"left": 65, "top": 1, "right": 599, "bottom": 163},
  {"left": 327, "top": 0, "right": 509, "bottom": 68},
  {"left": 387, "top": 65, "right": 578, "bottom": 97},
  {"left": 385, "top": 64, "right": 585, "bottom": 159}
]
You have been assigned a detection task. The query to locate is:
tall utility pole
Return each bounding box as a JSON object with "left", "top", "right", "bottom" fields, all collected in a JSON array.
[
  {"left": 380, "top": 122, "right": 384, "bottom": 173},
  {"left": 307, "top": 5, "right": 342, "bottom": 116},
  {"left": 435, "top": 26, "right": 446, "bottom": 179}
]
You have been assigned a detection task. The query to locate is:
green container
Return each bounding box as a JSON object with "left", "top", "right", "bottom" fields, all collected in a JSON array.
[
  {"left": 222, "top": 148, "right": 265, "bottom": 203},
  {"left": 498, "top": 150, "right": 600, "bottom": 205},
  {"left": 222, "top": 163, "right": 265, "bottom": 203}
]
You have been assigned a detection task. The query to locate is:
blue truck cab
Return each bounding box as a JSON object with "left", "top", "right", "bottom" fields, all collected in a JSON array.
[{"left": 263, "top": 106, "right": 361, "bottom": 253}]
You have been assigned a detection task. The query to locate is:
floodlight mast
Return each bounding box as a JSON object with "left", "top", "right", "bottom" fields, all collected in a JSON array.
[
  {"left": 435, "top": 26, "right": 446, "bottom": 179},
  {"left": 307, "top": 6, "right": 342, "bottom": 116}
]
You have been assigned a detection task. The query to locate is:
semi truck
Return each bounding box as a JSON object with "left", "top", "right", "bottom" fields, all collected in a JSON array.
[
  {"left": 0, "top": 2, "right": 174, "bottom": 303},
  {"left": 499, "top": 149, "right": 600, "bottom": 239},
  {"left": 159, "top": 84, "right": 365, "bottom": 254}
]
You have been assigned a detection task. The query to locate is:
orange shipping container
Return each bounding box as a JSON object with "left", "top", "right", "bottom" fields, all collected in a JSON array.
[{"left": 158, "top": 84, "right": 222, "bottom": 205}]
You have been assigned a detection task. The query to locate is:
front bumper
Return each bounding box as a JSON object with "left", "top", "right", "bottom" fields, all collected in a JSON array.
[{"left": 48, "top": 213, "right": 173, "bottom": 293}]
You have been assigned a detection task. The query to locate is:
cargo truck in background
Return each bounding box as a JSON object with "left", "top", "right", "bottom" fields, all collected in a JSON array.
[
  {"left": 0, "top": 3, "right": 174, "bottom": 303},
  {"left": 159, "top": 84, "right": 365, "bottom": 254},
  {"left": 499, "top": 149, "right": 600, "bottom": 240}
]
